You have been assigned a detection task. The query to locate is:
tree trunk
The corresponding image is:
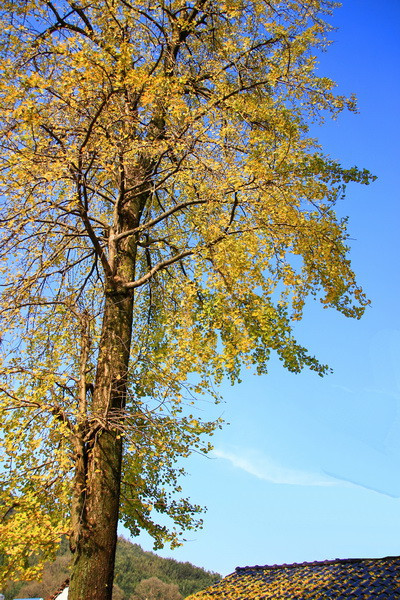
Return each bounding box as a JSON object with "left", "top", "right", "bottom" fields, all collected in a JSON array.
[
  {"left": 68, "top": 171, "right": 148, "bottom": 599},
  {"left": 68, "top": 288, "right": 134, "bottom": 600}
]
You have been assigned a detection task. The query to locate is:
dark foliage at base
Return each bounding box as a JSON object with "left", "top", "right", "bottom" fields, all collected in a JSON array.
[{"left": 3, "top": 537, "right": 219, "bottom": 600}]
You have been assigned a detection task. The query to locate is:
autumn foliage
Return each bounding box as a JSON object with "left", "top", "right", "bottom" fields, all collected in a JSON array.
[{"left": 0, "top": 1, "right": 373, "bottom": 599}]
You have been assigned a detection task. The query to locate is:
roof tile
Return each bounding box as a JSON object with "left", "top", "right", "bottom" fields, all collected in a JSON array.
[{"left": 188, "top": 556, "right": 400, "bottom": 599}]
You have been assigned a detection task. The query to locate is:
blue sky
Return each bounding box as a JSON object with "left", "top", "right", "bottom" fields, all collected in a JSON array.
[{"left": 127, "top": 0, "right": 400, "bottom": 576}]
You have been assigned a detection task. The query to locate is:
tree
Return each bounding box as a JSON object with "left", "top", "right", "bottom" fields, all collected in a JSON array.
[
  {"left": 10, "top": 554, "right": 70, "bottom": 600},
  {"left": 132, "top": 576, "right": 182, "bottom": 600},
  {"left": 0, "top": 1, "right": 373, "bottom": 599}
]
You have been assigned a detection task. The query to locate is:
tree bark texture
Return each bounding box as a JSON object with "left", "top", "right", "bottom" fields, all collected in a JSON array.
[
  {"left": 68, "top": 178, "right": 147, "bottom": 600},
  {"left": 68, "top": 289, "right": 134, "bottom": 600}
]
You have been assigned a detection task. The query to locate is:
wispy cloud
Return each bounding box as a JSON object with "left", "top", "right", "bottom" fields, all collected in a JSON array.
[
  {"left": 331, "top": 383, "right": 357, "bottom": 395},
  {"left": 213, "top": 447, "right": 338, "bottom": 487}
]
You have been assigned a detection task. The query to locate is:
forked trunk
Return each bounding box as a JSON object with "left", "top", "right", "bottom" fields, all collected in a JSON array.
[
  {"left": 68, "top": 198, "right": 143, "bottom": 597},
  {"left": 67, "top": 153, "right": 152, "bottom": 599}
]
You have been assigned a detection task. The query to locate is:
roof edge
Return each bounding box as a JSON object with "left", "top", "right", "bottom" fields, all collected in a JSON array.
[{"left": 234, "top": 555, "right": 400, "bottom": 574}]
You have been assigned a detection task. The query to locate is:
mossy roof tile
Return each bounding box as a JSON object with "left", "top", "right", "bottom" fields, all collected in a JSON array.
[{"left": 188, "top": 556, "right": 400, "bottom": 599}]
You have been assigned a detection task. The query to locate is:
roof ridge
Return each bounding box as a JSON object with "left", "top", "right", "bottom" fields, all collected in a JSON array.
[{"left": 234, "top": 555, "right": 400, "bottom": 574}]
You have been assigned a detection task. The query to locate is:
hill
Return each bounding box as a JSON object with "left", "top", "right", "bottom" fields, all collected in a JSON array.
[{"left": 4, "top": 537, "right": 220, "bottom": 600}]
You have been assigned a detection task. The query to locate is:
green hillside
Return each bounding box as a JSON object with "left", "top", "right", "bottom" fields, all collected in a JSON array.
[{"left": 3, "top": 537, "right": 220, "bottom": 600}]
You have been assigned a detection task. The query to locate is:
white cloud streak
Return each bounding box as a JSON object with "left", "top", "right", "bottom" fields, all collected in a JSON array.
[{"left": 213, "top": 447, "right": 338, "bottom": 487}]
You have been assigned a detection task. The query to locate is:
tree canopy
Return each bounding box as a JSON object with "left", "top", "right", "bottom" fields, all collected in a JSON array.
[{"left": 0, "top": 1, "right": 373, "bottom": 598}]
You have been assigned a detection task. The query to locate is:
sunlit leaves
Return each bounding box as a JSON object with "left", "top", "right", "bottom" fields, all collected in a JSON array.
[{"left": 0, "top": 0, "right": 374, "bottom": 584}]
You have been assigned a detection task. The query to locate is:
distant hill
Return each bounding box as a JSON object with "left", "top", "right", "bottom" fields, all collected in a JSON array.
[{"left": 4, "top": 536, "right": 220, "bottom": 600}]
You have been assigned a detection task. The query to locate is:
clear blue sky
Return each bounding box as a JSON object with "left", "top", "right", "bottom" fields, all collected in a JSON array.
[{"left": 124, "top": 0, "right": 400, "bottom": 576}]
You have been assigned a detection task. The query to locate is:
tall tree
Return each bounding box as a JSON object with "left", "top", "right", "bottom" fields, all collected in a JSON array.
[{"left": 0, "top": 1, "right": 373, "bottom": 599}]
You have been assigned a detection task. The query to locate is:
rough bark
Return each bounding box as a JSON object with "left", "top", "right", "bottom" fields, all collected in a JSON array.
[
  {"left": 68, "top": 173, "right": 148, "bottom": 600},
  {"left": 68, "top": 290, "right": 133, "bottom": 600}
]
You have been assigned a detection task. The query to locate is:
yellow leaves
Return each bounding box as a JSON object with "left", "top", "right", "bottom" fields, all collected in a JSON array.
[
  {"left": 0, "top": 489, "right": 68, "bottom": 583},
  {"left": 0, "top": 0, "right": 373, "bottom": 575}
]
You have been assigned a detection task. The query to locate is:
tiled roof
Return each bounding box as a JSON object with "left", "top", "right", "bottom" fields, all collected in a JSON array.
[{"left": 188, "top": 556, "right": 400, "bottom": 599}]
